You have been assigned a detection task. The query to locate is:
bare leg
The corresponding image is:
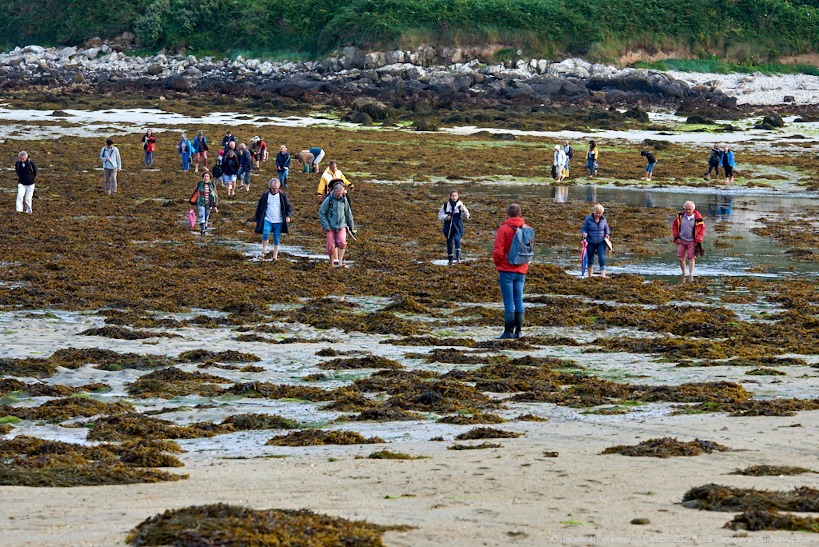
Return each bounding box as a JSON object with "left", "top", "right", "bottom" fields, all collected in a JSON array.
[
  {"left": 587, "top": 268, "right": 593, "bottom": 279},
  {"left": 679, "top": 258, "right": 687, "bottom": 283},
  {"left": 337, "top": 247, "right": 346, "bottom": 266},
  {"left": 600, "top": 270, "right": 606, "bottom": 278},
  {"left": 261, "top": 239, "right": 269, "bottom": 258},
  {"left": 688, "top": 258, "right": 696, "bottom": 282},
  {"left": 272, "top": 245, "right": 279, "bottom": 261}
]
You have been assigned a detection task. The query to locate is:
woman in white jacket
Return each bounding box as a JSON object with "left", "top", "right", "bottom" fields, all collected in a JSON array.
[{"left": 437, "top": 190, "right": 470, "bottom": 265}]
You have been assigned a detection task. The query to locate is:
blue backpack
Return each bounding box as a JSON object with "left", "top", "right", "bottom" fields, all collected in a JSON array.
[{"left": 507, "top": 224, "right": 535, "bottom": 265}]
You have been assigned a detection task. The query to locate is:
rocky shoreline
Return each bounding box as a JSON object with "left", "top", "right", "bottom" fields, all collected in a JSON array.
[{"left": 1, "top": 43, "right": 744, "bottom": 112}]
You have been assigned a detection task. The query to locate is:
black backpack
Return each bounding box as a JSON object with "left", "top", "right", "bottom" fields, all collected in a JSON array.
[{"left": 566, "top": 146, "right": 573, "bottom": 160}]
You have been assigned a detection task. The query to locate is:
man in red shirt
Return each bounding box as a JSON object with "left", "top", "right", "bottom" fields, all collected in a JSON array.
[{"left": 493, "top": 203, "right": 530, "bottom": 339}]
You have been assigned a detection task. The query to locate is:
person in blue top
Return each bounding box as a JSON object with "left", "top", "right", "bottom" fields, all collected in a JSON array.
[
  {"left": 178, "top": 133, "right": 193, "bottom": 172},
  {"left": 238, "top": 143, "right": 253, "bottom": 192},
  {"left": 721, "top": 144, "right": 735, "bottom": 184},
  {"left": 581, "top": 204, "right": 611, "bottom": 279},
  {"left": 309, "top": 147, "right": 325, "bottom": 173},
  {"left": 192, "top": 131, "right": 208, "bottom": 173},
  {"left": 276, "top": 145, "right": 291, "bottom": 188}
]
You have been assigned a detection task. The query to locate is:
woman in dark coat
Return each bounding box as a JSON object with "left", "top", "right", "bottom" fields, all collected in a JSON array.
[
  {"left": 437, "top": 190, "right": 471, "bottom": 265},
  {"left": 254, "top": 178, "right": 292, "bottom": 260}
]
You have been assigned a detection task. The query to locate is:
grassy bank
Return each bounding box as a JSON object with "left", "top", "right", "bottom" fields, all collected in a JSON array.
[
  {"left": 3, "top": 0, "right": 818, "bottom": 64},
  {"left": 634, "top": 58, "right": 819, "bottom": 77}
]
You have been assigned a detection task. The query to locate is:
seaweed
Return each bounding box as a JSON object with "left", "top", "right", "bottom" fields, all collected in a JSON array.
[
  {"left": 79, "top": 326, "right": 180, "bottom": 340},
  {"left": 366, "top": 450, "right": 425, "bottom": 460},
  {"left": 381, "top": 296, "right": 434, "bottom": 314},
  {"left": 746, "top": 368, "right": 786, "bottom": 376},
  {"left": 602, "top": 438, "right": 731, "bottom": 458},
  {"left": 126, "top": 504, "right": 406, "bottom": 546},
  {"left": 266, "top": 430, "right": 385, "bottom": 446},
  {"left": 126, "top": 367, "right": 233, "bottom": 398},
  {"left": 87, "top": 414, "right": 233, "bottom": 441},
  {"left": 725, "top": 510, "right": 819, "bottom": 532},
  {"left": 676, "top": 398, "right": 819, "bottom": 417},
  {"left": 729, "top": 465, "right": 816, "bottom": 476},
  {"left": 455, "top": 427, "right": 522, "bottom": 440},
  {"left": 350, "top": 408, "right": 426, "bottom": 421},
  {"left": 222, "top": 413, "right": 300, "bottom": 430},
  {"left": 0, "top": 436, "right": 186, "bottom": 487},
  {"left": 515, "top": 414, "right": 548, "bottom": 422},
  {"left": 315, "top": 347, "right": 340, "bottom": 356},
  {"left": 447, "top": 443, "right": 504, "bottom": 450},
  {"left": 0, "top": 397, "right": 134, "bottom": 422},
  {"left": 438, "top": 412, "right": 506, "bottom": 425},
  {"left": 318, "top": 356, "right": 404, "bottom": 370},
  {"left": 386, "top": 336, "right": 477, "bottom": 348},
  {"left": 225, "top": 382, "right": 336, "bottom": 401},
  {"left": 0, "top": 424, "right": 13, "bottom": 435},
  {"left": 682, "top": 484, "right": 819, "bottom": 512},
  {"left": 177, "top": 349, "right": 261, "bottom": 363},
  {"left": 0, "top": 379, "right": 77, "bottom": 397}
]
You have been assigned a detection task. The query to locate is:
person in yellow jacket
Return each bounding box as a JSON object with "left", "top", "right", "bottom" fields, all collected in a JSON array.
[{"left": 316, "top": 160, "right": 355, "bottom": 203}]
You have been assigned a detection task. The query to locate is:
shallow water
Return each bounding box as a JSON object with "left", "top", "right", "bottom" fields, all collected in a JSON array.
[{"left": 463, "top": 183, "right": 819, "bottom": 280}]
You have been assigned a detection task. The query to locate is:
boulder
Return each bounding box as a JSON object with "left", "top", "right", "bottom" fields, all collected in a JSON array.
[
  {"left": 352, "top": 97, "right": 392, "bottom": 120},
  {"left": 761, "top": 114, "right": 785, "bottom": 127}
]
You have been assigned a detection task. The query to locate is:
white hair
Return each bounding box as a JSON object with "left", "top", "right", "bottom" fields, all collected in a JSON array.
[
  {"left": 18, "top": 151, "right": 28, "bottom": 159},
  {"left": 593, "top": 204, "right": 604, "bottom": 214},
  {"left": 684, "top": 201, "right": 695, "bottom": 209}
]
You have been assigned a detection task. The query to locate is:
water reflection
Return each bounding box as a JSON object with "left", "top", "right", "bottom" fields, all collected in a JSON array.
[{"left": 552, "top": 185, "right": 568, "bottom": 203}]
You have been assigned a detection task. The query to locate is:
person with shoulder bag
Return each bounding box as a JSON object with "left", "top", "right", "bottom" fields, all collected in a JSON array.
[
  {"left": 15, "top": 151, "right": 37, "bottom": 213},
  {"left": 437, "top": 190, "right": 470, "bottom": 265}
]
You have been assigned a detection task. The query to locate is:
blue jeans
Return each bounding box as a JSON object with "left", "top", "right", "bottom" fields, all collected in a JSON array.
[
  {"left": 446, "top": 232, "right": 462, "bottom": 255},
  {"left": 263, "top": 220, "right": 284, "bottom": 245},
  {"left": 587, "top": 158, "right": 595, "bottom": 175},
  {"left": 181, "top": 153, "right": 190, "bottom": 171},
  {"left": 278, "top": 167, "right": 289, "bottom": 186},
  {"left": 144, "top": 151, "right": 153, "bottom": 167},
  {"left": 238, "top": 167, "right": 250, "bottom": 187},
  {"left": 646, "top": 162, "right": 656, "bottom": 173},
  {"left": 498, "top": 271, "right": 525, "bottom": 314},
  {"left": 197, "top": 204, "right": 211, "bottom": 231},
  {"left": 587, "top": 240, "right": 607, "bottom": 270}
]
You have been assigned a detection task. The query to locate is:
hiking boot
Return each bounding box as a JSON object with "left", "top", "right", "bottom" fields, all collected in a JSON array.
[
  {"left": 513, "top": 312, "right": 525, "bottom": 339},
  {"left": 447, "top": 254, "right": 454, "bottom": 266},
  {"left": 455, "top": 249, "right": 461, "bottom": 263},
  {"left": 498, "top": 312, "right": 515, "bottom": 339}
]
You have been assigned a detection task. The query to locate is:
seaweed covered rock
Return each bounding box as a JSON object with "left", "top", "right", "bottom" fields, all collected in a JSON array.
[{"left": 682, "top": 484, "right": 819, "bottom": 512}]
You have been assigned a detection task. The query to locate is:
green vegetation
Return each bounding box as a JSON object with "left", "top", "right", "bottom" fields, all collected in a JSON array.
[{"left": 3, "top": 1, "right": 817, "bottom": 63}]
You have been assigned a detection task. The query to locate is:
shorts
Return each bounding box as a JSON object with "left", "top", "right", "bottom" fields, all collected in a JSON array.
[
  {"left": 222, "top": 174, "right": 237, "bottom": 185},
  {"left": 646, "top": 162, "right": 656, "bottom": 173},
  {"left": 677, "top": 241, "right": 697, "bottom": 260}
]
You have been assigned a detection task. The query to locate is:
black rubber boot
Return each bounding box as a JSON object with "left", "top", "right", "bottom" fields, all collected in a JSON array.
[
  {"left": 448, "top": 254, "right": 454, "bottom": 266},
  {"left": 498, "top": 312, "right": 515, "bottom": 339},
  {"left": 455, "top": 249, "right": 461, "bottom": 263},
  {"left": 513, "top": 312, "right": 525, "bottom": 339}
]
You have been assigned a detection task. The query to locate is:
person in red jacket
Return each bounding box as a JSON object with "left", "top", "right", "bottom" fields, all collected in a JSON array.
[
  {"left": 672, "top": 200, "right": 705, "bottom": 283},
  {"left": 493, "top": 203, "right": 529, "bottom": 339}
]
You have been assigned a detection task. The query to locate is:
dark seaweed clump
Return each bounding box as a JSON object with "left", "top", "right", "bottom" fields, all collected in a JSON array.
[
  {"left": 0, "top": 436, "right": 186, "bottom": 487},
  {"left": 725, "top": 510, "right": 819, "bottom": 532},
  {"left": 676, "top": 398, "right": 819, "bottom": 417},
  {"left": 386, "top": 336, "right": 477, "bottom": 348},
  {"left": 438, "top": 412, "right": 506, "bottom": 425},
  {"left": 88, "top": 414, "right": 233, "bottom": 441},
  {"left": 176, "top": 349, "right": 261, "bottom": 363},
  {"left": 730, "top": 465, "right": 816, "bottom": 476},
  {"left": 79, "top": 326, "right": 180, "bottom": 340},
  {"left": 266, "top": 430, "right": 385, "bottom": 446},
  {"left": 0, "top": 378, "right": 101, "bottom": 397},
  {"left": 682, "top": 484, "right": 819, "bottom": 512},
  {"left": 350, "top": 408, "right": 426, "bottom": 422},
  {"left": 454, "top": 427, "right": 522, "bottom": 440},
  {"left": 127, "top": 503, "right": 407, "bottom": 546},
  {"left": 602, "top": 437, "right": 731, "bottom": 458},
  {"left": 0, "top": 397, "right": 134, "bottom": 422},
  {"left": 447, "top": 442, "right": 504, "bottom": 450},
  {"left": 221, "top": 413, "right": 300, "bottom": 430},
  {"left": 366, "top": 450, "right": 424, "bottom": 460},
  {"left": 126, "top": 367, "right": 234, "bottom": 398},
  {"left": 0, "top": 348, "right": 173, "bottom": 377},
  {"left": 318, "top": 356, "right": 404, "bottom": 370}
]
